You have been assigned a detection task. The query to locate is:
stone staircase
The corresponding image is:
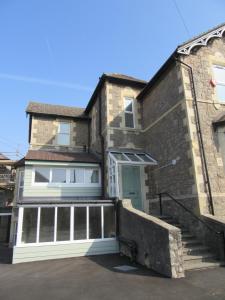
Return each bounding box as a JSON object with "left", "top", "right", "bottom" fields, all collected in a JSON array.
[{"left": 157, "top": 215, "right": 224, "bottom": 271}]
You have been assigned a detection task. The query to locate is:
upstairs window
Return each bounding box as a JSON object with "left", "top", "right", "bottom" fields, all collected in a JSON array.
[
  {"left": 34, "top": 167, "right": 50, "bottom": 183},
  {"left": 213, "top": 65, "right": 225, "bottom": 102},
  {"left": 57, "top": 122, "right": 70, "bottom": 145},
  {"left": 124, "top": 97, "right": 135, "bottom": 128}
]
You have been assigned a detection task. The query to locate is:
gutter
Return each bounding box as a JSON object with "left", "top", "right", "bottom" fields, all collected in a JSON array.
[{"left": 99, "top": 90, "right": 105, "bottom": 198}]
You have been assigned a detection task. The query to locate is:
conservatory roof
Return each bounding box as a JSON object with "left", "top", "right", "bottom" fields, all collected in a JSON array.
[{"left": 109, "top": 151, "right": 157, "bottom": 165}]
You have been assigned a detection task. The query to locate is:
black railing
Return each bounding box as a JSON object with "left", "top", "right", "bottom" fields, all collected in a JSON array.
[{"left": 158, "top": 192, "right": 224, "bottom": 238}]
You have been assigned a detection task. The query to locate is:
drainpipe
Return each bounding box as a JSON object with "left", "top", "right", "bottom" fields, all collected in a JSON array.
[
  {"left": 98, "top": 93, "right": 105, "bottom": 199},
  {"left": 175, "top": 57, "right": 214, "bottom": 215}
]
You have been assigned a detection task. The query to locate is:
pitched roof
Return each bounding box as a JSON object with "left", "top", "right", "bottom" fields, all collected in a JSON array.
[
  {"left": 0, "top": 153, "right": 9, "bottom": 160},
  {"left": 85, "top": 73, "right": 147, "bottom": 113},
  {"left": 105, "top": 73, "right": 147, "bottom": 84},
  {"left": 177, "top": 22, "right": 225, "bottom": 55},
  {"left": 26, "top": 101, "right": 87, "bottom": 119},
  {"left": 137, "top": 22, "right": 225, "bottom": 99},
  {"left": 24, "top": 150, "right": 101, "bottom": 164}
]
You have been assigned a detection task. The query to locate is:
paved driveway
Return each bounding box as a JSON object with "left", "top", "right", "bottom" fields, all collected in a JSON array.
[{"left": 0, "top": 253, "right": 225, "bottom": 300}]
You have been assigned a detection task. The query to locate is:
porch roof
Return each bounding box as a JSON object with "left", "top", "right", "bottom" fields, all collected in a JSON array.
[{"left": 109, "top": 150, "right": 157, "bottom": 165}]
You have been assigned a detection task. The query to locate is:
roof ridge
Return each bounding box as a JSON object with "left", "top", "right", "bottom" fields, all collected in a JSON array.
[{"left": 27, "top": 101, "right": 85, "bottom": 111}]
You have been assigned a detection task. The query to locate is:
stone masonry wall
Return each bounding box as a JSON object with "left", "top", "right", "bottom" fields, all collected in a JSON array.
[
  {"left": 30, "top": 115, "right": 89, "bottom": 152},
  {"left": 141, "top": 63, "right": 197, "bottom": 214},
  {"left": 119, "top": 199, "right": 184, "bottom": 278},
  {"left": 106, "top": 82, "right": 144, "bottom": 150},
  {"left": 182, "top": 36, "right": 225, "bottom": 216}
]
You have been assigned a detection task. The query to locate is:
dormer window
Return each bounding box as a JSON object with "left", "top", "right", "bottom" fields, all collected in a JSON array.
[
  {"left": 124, "top": 97, "right": 135, "bottom": 128},
  {"left": 57, "top": 122, "right": 70, "bottom": 145},
  {"left": 213, "top": 65, "right": 225, "bottom": 103}
]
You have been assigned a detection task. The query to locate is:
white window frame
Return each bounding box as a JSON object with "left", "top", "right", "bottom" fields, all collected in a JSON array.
[
  {"left": 16, "top": 204, "right": 116, "bottom": 247},
  {"left": 108, "top": 151, "right": 157, "bottom": 198},
  {"left": 17, "top": 170, "right": 25, "bottom": 200},
  {"left": 213, "top": 65, "right": 225, "bottom": 103},
  {"left": 57, "top": 122, "right": 71, "bottom": 146},
  {"left": 32, "top": 166, "right": 101, "bottom": 187},
  {"left": 124, "top": 97, "right": 135, "bottom": 129}
]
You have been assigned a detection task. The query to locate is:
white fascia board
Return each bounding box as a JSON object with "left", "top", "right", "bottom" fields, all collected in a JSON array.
[{"left": 25, "top": 160, "right": 100, "bottom": 168}]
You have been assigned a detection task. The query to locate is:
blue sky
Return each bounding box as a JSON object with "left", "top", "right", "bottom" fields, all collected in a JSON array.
[{"left": 0, "top": 0, "right": 225, "bottom": 159}]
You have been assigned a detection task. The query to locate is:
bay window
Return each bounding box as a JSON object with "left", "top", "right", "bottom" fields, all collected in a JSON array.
[
  {"left": 70, "top": 168, "right": 85, "bottom": 183},
  {"left": 17, "top": 205, "right": 116, "bottom": 245},
  {"left": 52, "top": 168, "right": 67, "bottom": 183},
  {"left": 34, "top": 167, "right": 50, "bottom": 183},
  {"left": 33, "top": 166, "right": 100, "bottom": 185}
]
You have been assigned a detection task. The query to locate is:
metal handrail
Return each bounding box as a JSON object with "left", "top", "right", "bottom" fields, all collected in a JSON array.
[{"left": 158, "top": 192, "right": 222, "bottom": 236}]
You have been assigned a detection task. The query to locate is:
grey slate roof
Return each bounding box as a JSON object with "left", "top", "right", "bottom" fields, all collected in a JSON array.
[
  {"left": 0, "top": 153, "right": 9, "bottom": 160},
  {"left": 104, "top": 73, "right": 147, "bottom": 84},
  {"left": 25, "top": 150, "right": 101, "bottom": 164},
  {"left": 26, "top": 102, "right": 86, "bottom": 118}
]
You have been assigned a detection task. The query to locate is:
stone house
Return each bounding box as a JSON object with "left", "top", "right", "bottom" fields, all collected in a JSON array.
[{"left": 10, "top": 22, "right": 225, "bottom": 277}]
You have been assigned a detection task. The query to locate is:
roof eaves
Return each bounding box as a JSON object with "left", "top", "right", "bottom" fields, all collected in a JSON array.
[
  {"left": 137, "top": 51, "right": 176, "bottom": 100},
  {"left": 84, "top": 73, "right": 147, "bottom": 114},
  {"left": 26, "top": 111, "right": 90, "bottom": 120}
]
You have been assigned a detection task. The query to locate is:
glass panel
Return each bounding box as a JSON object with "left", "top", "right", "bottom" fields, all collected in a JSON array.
[
  {"left": 124, "top": 98, "right": 133, "bottom": 112},
  {"left": 86, "top": 169, "right": 99, "bottom": 183},
  {"left": 59, "top": 123, "right": 70, "bottom": 134},
  {"left": 74, "top": 207, "right": 86, "bottom": 240},
  {"left": 111, "top": 152, "right": 129, "bottom": 161},
  {"left": 137, "top": 154, "right": 153, "bottom": 162},
  {"left": 18, "top": 187, "right": 23, "bottom": 200},
  {"left": 70, "top": 168, "right": 84, "bottom": 183},
  {"left": 104, "top": 206, "right": 116, "bottom": 238},
  {"left": 19, "top": 171, "right": 24, "bottom": 186},
  {"left": 125, "top": 153, "right": 141, "bottom": 162},
  {"left": 21, "top": 208, "right": 38, "bottom": 243},
  {"left": 35, "top": 167, "right": 50, "bottom": 183},
  {"left": 216, "top": 85, "right": 225, "bottom": 102},
  {"left": 39, "top": 207, "right": 55, "bottom": 242},
  {"left": 125, "top": 113, "right": 134, "bottom": 128},
  {"left": 57, "top": 133, "right": 70, "bottom": 145},
  {"left": 89, "top": 206, "right": 101, "bottom": 239},
  {"left": 57, "top": 207, "right": 70, "bottom": 241},
  {"left": 214, "top": 66, "right": 225, "bottom": 83},
  {"left": 52, "top": 168, "right": 66, "bottom": 183}
]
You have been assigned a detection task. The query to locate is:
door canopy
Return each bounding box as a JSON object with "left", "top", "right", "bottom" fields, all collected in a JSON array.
[{"left": 109, "top": 151, "right": 157, "bottom": 165}]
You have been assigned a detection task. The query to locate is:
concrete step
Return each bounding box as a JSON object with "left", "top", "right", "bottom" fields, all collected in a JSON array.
[
  {"left": 184, "top": 259, "right": 224, "bottom": 271},
  {"left": 182, "top": 233, "right": 195, "bottom": 240},
  {"left": 183, "top": 245, "right": 211, "bottom": 255},
  {"left": 183, "top": 252, "right": 216, "bottom": 262},
  {"left": 182, "top": 239, "right": 202, "bottom": 247}
]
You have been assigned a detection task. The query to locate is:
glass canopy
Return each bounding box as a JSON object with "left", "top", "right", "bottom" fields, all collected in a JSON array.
[{"left": 109, "top": 151, "right": 157, "bottom": 165}]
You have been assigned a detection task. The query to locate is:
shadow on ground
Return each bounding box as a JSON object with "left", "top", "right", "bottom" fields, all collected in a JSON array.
[{"left": 87, "top": 253, "right": 166, "bottom": 278}]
